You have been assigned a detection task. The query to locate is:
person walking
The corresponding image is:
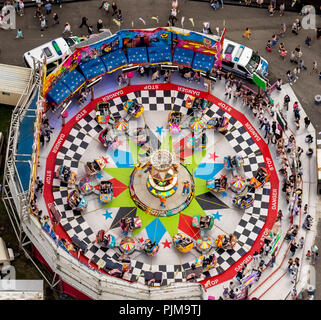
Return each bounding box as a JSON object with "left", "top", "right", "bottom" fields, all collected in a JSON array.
[
  {"left": 271, "top": 34, "right": 278, "bottom": 47},
  {"left": 159, "top": 194, "right": 167, "bottom": 208},
  {"left": 102, "top": 1, "right": 110, "bottom": 14},
  {"left": 286, "top": 70, "right": 293, "bottom": 85},
  {"left": 79, "top": 16, "right": 89, "bottom": 29},
  {"left": 62, "top": 23, "right": 72, "bottom": 35},
  {"left": 111, "top": 1, "right": 118, "bottom": 15},
  {"left": 35, "top": 178, "right": 44, "bottom": 193},
  {"left": 44, "top": 0, "right": 51, "bottom": 15},
  {"left": 310, "top": 61, "right": 318, "bottom": 75},
  {"left": 18, "top": 0, "right": 24, "bottom": 16},
  {"left": 279, "top": 2, "right": 285, "bottom": 16},
  {"left": 298, "top": 59, "right": 307, "bottom": 71},
  {"left": 305, "top": 35, "right": 312, "bottom": 48},
  {"left": 243, "top": 27, "right": 251, "bottom": 40},
  {"left": 116, "top": 9, "right": 123, "bottom": 23},
  {"left": 53, "top": 12, "right": 59, "bottom": 25},
  {"left": 293, "top": 67, "right": 299, "bottom": 82},
  {"left": 61, "top": 110, "right": 68, "bottom": 127},
  {"left": 40, "top": 16, "right": 47, "bottom": 31}
]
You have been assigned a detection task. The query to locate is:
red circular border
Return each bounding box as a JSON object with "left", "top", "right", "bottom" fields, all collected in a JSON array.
[{"left": 43, "top": 83, "right": 279, "bottom": 289}]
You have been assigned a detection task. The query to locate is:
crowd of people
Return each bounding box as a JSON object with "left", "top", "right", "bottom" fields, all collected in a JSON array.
[{"left": 262, "top": 10, "right": 321, "bottom": 84}]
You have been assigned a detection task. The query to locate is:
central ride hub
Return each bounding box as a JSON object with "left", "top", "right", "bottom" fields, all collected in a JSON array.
[
  {"left": 147, "top": 150, "right": 178, "bottom": 198},
  {"left": 129, "top": 149, "right": 194, "bottom": 217}
]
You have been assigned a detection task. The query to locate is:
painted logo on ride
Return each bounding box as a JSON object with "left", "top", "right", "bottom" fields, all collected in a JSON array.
[{"left": 0, "top": 5, "right": 16, "bottom": 30}]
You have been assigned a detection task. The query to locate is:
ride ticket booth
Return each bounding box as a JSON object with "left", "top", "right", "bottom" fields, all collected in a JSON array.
[{"left": 317, "top": 139, "right": 321, "bottom": 194}]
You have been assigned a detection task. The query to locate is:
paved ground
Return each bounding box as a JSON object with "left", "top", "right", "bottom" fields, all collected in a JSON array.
[{"left": 1, "top": 0, "right": 321, "bottom": 299}]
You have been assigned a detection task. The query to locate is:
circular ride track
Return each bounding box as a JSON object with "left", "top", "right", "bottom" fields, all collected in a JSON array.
[{"left": 43, "top": 83, "right": 279, "bottom": 290}]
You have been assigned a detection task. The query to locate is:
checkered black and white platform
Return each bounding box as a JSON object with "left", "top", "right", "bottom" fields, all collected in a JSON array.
[{"left": 50, "top": 88, "right": 273, "bottom": 286}]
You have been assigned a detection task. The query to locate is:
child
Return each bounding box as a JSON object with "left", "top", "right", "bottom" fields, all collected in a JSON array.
[
  {"left": 306, "top": 250, "right": 311, "bottom": 260},
  {"left": 280, "top": 49, "right": 287, "bottom": 60},
  {"left": 299, "top": 237, "right": 304, "bottom": 249},
  {"left": 243, "top": 27, "right": 251, "bottom": 40},
  {"left": 266, "top": 40, "right": 272, "bottom": 52},
  {"left": 305, "top": 35, "right": 312, "bottom": 48},
  {"left": 16, "top": 28, "right": 23, "bottom": 39}
]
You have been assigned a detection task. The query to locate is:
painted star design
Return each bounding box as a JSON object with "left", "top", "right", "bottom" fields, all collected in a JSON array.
[
  {"left": 209, "top": 152, "right": 218, "bottom": 161},
  {"left": 138, "top": 237, "right": 144, "bottom": 243},
  {"left": 156, "top": 126, "right": 164, "bottom": 135},
  {"left": 212, "top": 211, "right": 222, "bottom": 221},
  {"left": 117, "top": 140, "right": 123, "bottom": 147},
  {"left": 162, "top": 239, "right": 172, "bottom": 248},
  {"left": 103, "top": 210, "right": 113, "bottom": 220},
  {"left": 221, "top": 192, "right": 228, "bottom": 198}
]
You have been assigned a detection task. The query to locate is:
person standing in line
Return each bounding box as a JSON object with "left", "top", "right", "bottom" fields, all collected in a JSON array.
[
  {"left": 40, "top": 131, "right": 45, "bottom": 147},
  {"left": 268, "top": 252, "right": 276, "bottom": 268},
  {"left": 36, "top": 178, "right": 44, "bottom": 193},
  {"left": 290, "top": 240, "right": 298, "bottom": 257},
  {"left": 224, "top": 85, "right": 232, "bottom": 99},
  {"left": 253, "top": 251, "right": 260, "bottom": 266},
  {"left": 264, "top": 242, "right": 271, "bottom": 256},
  {"left": 299, "top": 237, "right": 304, "bottom": 249},
  {"left": 283, "top": 95, "right": 290, "bottom": 111}
]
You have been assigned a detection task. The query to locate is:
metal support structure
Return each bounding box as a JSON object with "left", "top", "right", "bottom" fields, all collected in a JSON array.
[{"left": 1, "top": 62, "right": 61, "bottom": 291}]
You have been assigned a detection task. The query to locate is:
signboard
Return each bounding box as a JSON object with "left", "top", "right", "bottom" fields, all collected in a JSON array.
[{"left": 253, "top": 72, "right": 267, "bottom": 91}]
